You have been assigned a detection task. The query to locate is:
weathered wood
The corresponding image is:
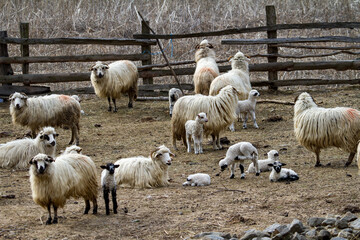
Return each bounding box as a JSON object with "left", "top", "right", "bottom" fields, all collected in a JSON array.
[
  {"left": 276, "top": 44, "right": 360, "bottom": 50},
  {"left": 266, "top": 5, "right": 278, "bottom": 90},
  {"left": 0, "top": 31, "right": 13, "bottom": 88},
  {"left": 141, "top": 21, "right": 153, "bottom": 84},
  {"left": 139, "top": 83, "right": 193, "bottom": 91},
  {"left": 0, "top": 85, "right": 50, "bottom": 97},
  {"left": 20, "top": 23, "right": 30, "bottom": 83},
  {"left": 137, "top": 96, "right": 169, "bottom": 101},
  {"left": 252, "top": 51, "right": 360, "bottom": 59},
  {"left": 257, "top": 99, "right": 294, "bottom": 105},
  {"left": 251, "top": 78, "right": 360, "bottom": 87}
]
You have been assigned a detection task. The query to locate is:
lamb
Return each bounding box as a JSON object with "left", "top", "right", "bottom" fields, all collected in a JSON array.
[
  {"left": 29, "top": 153, "right": 98, "bottom": 224},
  {"left": 100, "top": 163, "right": 119, "bottom": 215},
  {"left": 218, "top": 142, "right": 259, "bottom": 179},
  {"left": 182, "top": 173, "right": 211, "bottom": 186},
  {"left": 0, "top": 127, "right": 57, "bottom": 169},
  {"left": 294, "top": 92, "right": 360, "bottom": 167},
  {"left": 9, "top": 92, "right": 81, "bottom": 145},
  {"left": 114, "top": 145, "right": 175, "bottom": 188},
  {"left": 248, "top": 149, "right": 279, "bottom": 173},
  {"left": 185, "top": 112, "right": 208, "bottom": 154},
  {"left": 193, "top": 39, "right": 220, "bottom": 95},
  {"left": 172, "top": 85, "right": 239, "bottom": 150},
  {"left": 169, "top": 88, "right": 183, "bottom": 117},
  {"left": 268, "top": 161, "right": 299, "bottom": 182},
  {"left": 90, "top": 60, "right": 138, "bottom": 112}
]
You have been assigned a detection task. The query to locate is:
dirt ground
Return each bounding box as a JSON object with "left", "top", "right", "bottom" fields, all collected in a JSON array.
[{"left": 1, "top": 85, "right": 360, "bottom": 240}]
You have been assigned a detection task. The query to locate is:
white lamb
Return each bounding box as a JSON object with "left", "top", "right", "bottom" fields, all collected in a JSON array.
[
  {"left": 169, "top": 88, "right": 183, "bottom": 117},
  {"left": 101, "top": 163, "right": 119, "bottom": 215},
  {"left": 9, "top": 92, "right": 81, "bottom": 145},
  {"left": 114, "top": 145, "right": 175, "bottom": 188},
  {"left": 90, "top": 60, "right": 138, "bottom": 112},
  {"left": 268, "top": 161, "right": 299, "bottom": 182},
  {"left": 248, "top": 149, "right": 279, "bottom": 173},
  {"left": 29, "top": 153, "right": 98, "bottom": 224},
  {"left": 185, "top": 112, "right": 208, "bottom": 154},
  {"left": 193, "top": 39, "right": 220, "bottom": 95},
  {"left": 218, "top": 142, "right": 259, "bottom": 179},
  {"left": 182, "top": 173, "right": 211, "bottom": 186},
  {"left": 0, "top": 127, "right": 57, "bottom": 169},
  {"left": 294, "top": 92, "right": 360, "bottom": 167}
]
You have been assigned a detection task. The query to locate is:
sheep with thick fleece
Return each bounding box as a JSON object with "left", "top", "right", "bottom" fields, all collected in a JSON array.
[
  {"left": 101, "top": 163, "right": 119, "bottom": 215},
  {"left": 169, "top": 88, "right": 183, "bottom": 117},
  {"left": 183, "top": 173, "right": 211, "bottom": 186},
  {"left": 0, "top": 127, "right": 57, "bottom": 169},
  {"left": 61, "top": 145, "right": 82, "bottom": 155},
  {"left": 29, "top": 153, "right": 98, "bottom": 225},
  {"left": 219, "top": 142, "right": 259, "bottom": 179},
  {"left": 185, "top": 112, "right": 208, "bottom": 154},
  {"left": 268, "top": 161, "right": 299, "bottom": 182},
  {"left": 248, "top": 149, "right": 279, "bottom": 173},
  {"left": 294, "top": 92, "right": 360, "bottom": 167},
  {"left": 90, "top": 60, "right": 138, "bottom": 112},
  {"left": 172, "top": 85, "right": 239, "bottom": 150},
  {"left": 193, "top": 39, "right": 220, "bottom": 95},
  {"left": 9, "top": 92, "right": 81, "bottom": 145},
  {"left": 114, "top": 145, "right": 175, "bottom": 188}
]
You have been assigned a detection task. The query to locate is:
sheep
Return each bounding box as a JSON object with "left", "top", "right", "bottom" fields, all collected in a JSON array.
[
  {"left": 61, "top": 145, "right": 82, "bottom": 155},
  {"left": 29, "top": 153, "right": 98, "bottom": 225},
  {"left": 9, "top": 92, "right": 81, "bottom": 145},
  {"left": 218, "top": 142, "right": 259, "bottom": 179},
  {"left": 114, "top": 145, "right": 174, "bottom": 188},
  {"left": 193, "top": 39, "right": 220, "bottom": 95},
  {"left": 0, "top": 127, "right": 57, "bottom": 169},
  {"left": 248, "top": 149, "right": 279, "bottom": 173},
  {"left": 185, "top": 112, "right": 208, "bottom": 154},
  {"left": 169, "top": 88, "right": 183, "bottom": 117},
  {"left": 182, "top": 173, "right": 211, "bottom": 186},
  {"left": 90, "top": 60, "right": 138, "bottom": 112},
  {"left": 172, "top": 85, "right": 239, "bottom": 150},
  {"left": 294, "top": 92, "right": 360, "bottom": 167},
  {"left": 71, "top": 95, "right": 85, "bottom": 115},
  {"left": 100, "top": 163, "right": 119, "bottom": 215},
  {"left": 268, "top": 161, "right": 299, "bottom": 182}
]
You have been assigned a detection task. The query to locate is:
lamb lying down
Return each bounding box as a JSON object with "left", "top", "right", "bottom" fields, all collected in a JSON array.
[
  {"left": 268, "top": 161, "right": 299, "bottom": 182},
  {"left": 182, "top": 173, "right": 211, "bottom": 186}
]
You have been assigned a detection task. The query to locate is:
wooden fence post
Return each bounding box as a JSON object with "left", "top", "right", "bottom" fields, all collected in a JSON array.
[
  {"left": 0, "top": 31, "right": 14, "bottom": 86},
  {"left": 20, "top": 22, "right": 30, "bottom": 86},
  {"left": 266, "top": 5, "right": 278, "bottom": 90},
  {"left": 141, "top": 20, "right": 153, "bottom": 84}
]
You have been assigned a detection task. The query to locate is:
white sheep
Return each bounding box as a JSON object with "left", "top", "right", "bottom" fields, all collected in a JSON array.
[
  {"left": 185, "top": 112, "right": 208, "bottom": 154},
  {"left": 71, "top": 95, "right": 85, "bottom": 115},
  {"left": 169, "top": 88, "right": 183, "bottom": 117},
  {"left": 61, "top": 145, "right": 82, "bottom": 155},
  {"left": 100, "top": 163, "right": 119, "bottom": 215},
  {"left": 0, "top": 127, "right": 57, "bottom": 169},
  {"left": 182, "top": 173, "right": 211, "bottom": 186},
  {"left": 294, "top": 92, "right": 360, "bottom": 167},
  {"left": 114, "top": 145, "right": 175, "bottom": 188},
  {"left": 90, "top": 60, "right": 138, "bottom": 112},
  {"left": 268, "top": 161, "right": 299, "bottom": 182},
  {"left": 9, "top": 92, "right": 81, "bottom": 145},
  {"left": 248, "top": 149, "right": 279, "bottom": 173},
  {"left": 193, "top": 39, "right": 220, "bottom": 95},
  {"left": 29, "top": 153, "right": 98, "bottom": 225},
  {"left": 218, "top": 142, "right": 259, "bottom": 179},
  {"left": 172, "top": 85, "right": 239, "bottom": 150}
]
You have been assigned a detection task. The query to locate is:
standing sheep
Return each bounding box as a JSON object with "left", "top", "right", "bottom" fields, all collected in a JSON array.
[
  {"left": 169, "top": 88, "right": 183, "bottom": 117},
  {"left": 90, "top": 60, "right": 138, "bottom": 112},
  {"left": 248, "top": 149, "right": 279, "bottom": 173},
  {"left": 185, "top": 112, "right": 208, "bottom": 154},
  {"left": 294, "top": 92, "right": 360, "bottom": 167},
  {"left": 9, "top": 92, "right": 81, "bottom": 145},
  {"left": 100, "top": 163, "right": 119, "bottom": 215}
]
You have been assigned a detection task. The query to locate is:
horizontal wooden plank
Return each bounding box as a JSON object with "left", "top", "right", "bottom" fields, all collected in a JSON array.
[
  {"left": 252, "top": 78, "right": 360, "bottom": 87},
  {"left": 276, "top": 44, "right": 360, "bottom": 50},
  {"left": 0, "top": 85, "right": 50, "bottom": 97}
]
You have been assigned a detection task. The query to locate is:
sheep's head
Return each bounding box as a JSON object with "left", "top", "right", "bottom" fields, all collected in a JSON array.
[
  {"left": 229, "top": 51, "right": 250, "bottom": 63},
  {"left": 219, "top": 159, "right": 229, "bottom": 171},
  {"left": 9, "top": 92, "right": 28, "bottom": 110},
  {"left": 90, "top": 61, "right": 109, "bottom": 79},
  {"left": 195, "top": 39, "right": 214, "bottom": 49},
  {"left": 38, "top": 127, "right": 58, "bottom": 147},
  {"left": 268, "top": 161, "right": 285, "bottom": 173},
  {"left": 63, "top": 145, "right": 82, "bottom": 154},
  {"left": 197, "top": 112, "right": 208, "bottom": 124},
  {"left": 182, "top": 176, "right": 193, "bottom": 186},
  {"left": 294, "top": 92, "right": 317, "bottom": 113},
  {"left": 268, "top": 150, "right": 279, "bottom": 161},
  {"left": 249, "top": 89, "right": 260, "bottom": 98},
  {"left": 71, "top": 95, "right": 81, "bottom": 103},
  {"left": 151, "top": 145, "right": 175, "bottom": 166},
  {"left": 100, "top": 163, "right": 119, "bottom": 175},
  {"left": 29, "top": 153, "right": 54, "bottom": 175}
]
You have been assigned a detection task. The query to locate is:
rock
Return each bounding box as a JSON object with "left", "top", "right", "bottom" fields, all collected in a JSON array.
[
  {"left": 272, "top": 227, "right": 292, "bottom": 240},
  {"left": 318, "top": 229, "right": 331, "bottom": 240},
  {"left": 291, "top": 232, "right": 306, "bottom": 240},
  {"left": 308, "top": 217, "right": 326, "bottom": 227},
  {"left": 305, "top": 229, "right": 317, "bottom": 238},
  {"left": 203, "top": 235, "right": 224, "bottom": 240},
  {"left": 340, "top": 211, "right": 358, "bottom": 223},
  {"left": 195, "top": 232, "right": 232, "bottom": 240},
  {"left": 328, "top": 228, "right": 339, "bottom": 237},
  {"left": 335, "top": 219, "right": 348, "bottom": 229},
  {"left": 263, "top": 223, "right": 282, "bottom": 234},
  {"left": 330, "top": 237, "right": 347, "bottom": 240},
  {"left": 289, "top": 219, "right": 305, "bottom": 234},
  {"left": 350, "top": 218, "right": 360, "bottom": 229},
  {"left": 240, "top": 229, "right": 269, "bottom": 240},
  {"left": 322, "top": 218, "right": 336, "bottom": 227},
  {"left": 337, "top": 229, "right": 353, "bottom": 238}
]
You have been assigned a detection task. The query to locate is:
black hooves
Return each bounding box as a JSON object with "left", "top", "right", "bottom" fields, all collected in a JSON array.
[
  {"left": 256, "top": 172, "right": 260, "bottom": 176},
  {"left": 128, "top": 102, "right": 133, "bottom": 108},
  {"left": 230, "top": 174, "right": 234, "bottom": 179}
]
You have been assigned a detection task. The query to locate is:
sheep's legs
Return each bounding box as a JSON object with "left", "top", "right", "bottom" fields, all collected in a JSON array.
[
  {"left": 229, "top": 122, "right": 235, "bottom": 132},
  {"left": 111, "top": 188, "right": 118, "bottom": 214},
  {"left": 345, "top": 152, "right": 356, "bottom": 167},
  {"left": 69, "top": 124, "right": 79, "bottom": 146},
  {"left": 52, "top": 206, "right": 58, "bottom": 224},
  {"left": 315, "top": 149, "right": 322, "bottom": 167},
  {"left": 230, "top": 163, "right": 235, "bottom": 179},
  {"left": 84, "top": 200, "right": 90, "bottom": 214},
  {"left": 128, "top": 89, "right": 134, "bottom": 108},
  {"left": 199, "top": 136, "right": 203, "bottom": 154},
  {"left": 103, "top": 189, "right": 110, "bottom": 215},
  {"left": 112, "top": 98, "right": 117, "bottom": 112},
  {"left": 107, "top": 97, "right": 112, "bottom": 112},
  {"left": 186, "top": 133, "right": 192, "bottom": 153},
  {"left": 211, "top": 134, "right": 222, "bottom": 150},
  {"left": 251, "top": 155, "right": 260, "bottom": 176},
  {"left": 92, "top": 198, "right": 98, "bottom": 214},
  {"left": 242, "top": 113, "right": 248, "bottom": 129},
  {"left": 46, "top": 204, "right": 52, "bottom": 225},
  {"left": 239, "top": 164, "right": 245, "bottom": 179},
  {"left": 250, "top": 111, "right": 258, "bottom": 129}
]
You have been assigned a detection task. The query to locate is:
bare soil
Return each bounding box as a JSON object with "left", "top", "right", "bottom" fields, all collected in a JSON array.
[{"left": 1, "top": 86, "right": 360, "bottom": 240}]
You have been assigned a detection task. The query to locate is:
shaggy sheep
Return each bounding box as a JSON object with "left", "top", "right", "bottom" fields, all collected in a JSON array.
[
  {"left": 172, "top": 85, "right": 239, "bottom": 150},
  {"left": 248, "top": 149, "right": 279, "bottom": 173},
  {"left": 90, "top": 60, "right": 138, "bottom": 112},
  {"left": 0, "top": 127, "right": 57, "bottom": 169},
  {"left": 29, "top": 153, "right": 98, "bottom": 224},
  {"left": 268, "top": 161, "right": 299, "bottom": 182},
  {"left": 182, "top": 173, "right": 211, "bottom": 186},
  {"left": 169, "top": 88, "right": 183, "bottom": 117},
  {"left": 218, "top": 142, "right": 259, "bottom": 179},
  {"left": 9, "top": 92, "right": 81, "bottom": 145},
  {"left": 193, "top": 39, "right": 220, "bottom": 95},
  {"left": 61, "top": 145, "right": 82, "bottom": 155},
  {"left": 114, "top": 145, "right": 175, "bottom": 188},
  {"left": 294, "top": 92, "right": 360, "bottom": 167},
  {"left": 185, "top": 112, "right": 208, "bottom": 154},
  {"left": 100, "top": 163, "right": 119, "bottom": 215}
]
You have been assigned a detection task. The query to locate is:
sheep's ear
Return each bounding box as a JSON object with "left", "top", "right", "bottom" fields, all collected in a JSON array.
[
  {"left": 20, "top": 92, "right": 28, "bottom": 99},
  {"left": 100, "top": 165, "right": 106, "bottom": 169},
  {"left": 245, "top": 54, "right": 251, "bottom": 61},
  {"left": 281, "top": 163, "right": 286, "bottom": 166},
  {"left": 114, "top": 164, "right": 120, "bottom": 168},
  {"left": 195, "top": 44, "right": 200, "bottom": 49},
  {"left": 46, "top": 156, "right": 54, "bottom": 163},
  {"left": 208, "top": 43, "right": 214, "bottom": 49},
  {"left": 268, "top": 163, "right": 274, "bottom": 167},
  {"left": 169, "top": 152, "right": 175, "bottom": 157},
  {"left": 39, "top": 131, "right": 44, "bottom": 139},
  {"left": 227, "top": 56, "right": 233, "bottom": 62},
  {"left": 77, "top": 147, "right": 82, "bottom": 153},
  {"left": 294, "top": 95, "right": 299, "bottom": 103},
  {"left": 29, "top": 157, "right": 34, "bottom": 164},
  {"left": 9, "top": 93, "right": 14, "bottom": 100},
  {"left": 104, "top": 65, "right": 109, "bottom": 69},
  {"left": 155, "top": 152, "right": 162, "bottom": 158},
  {"left": 55, "top": 133, "right": 59, "bottom": 137}
]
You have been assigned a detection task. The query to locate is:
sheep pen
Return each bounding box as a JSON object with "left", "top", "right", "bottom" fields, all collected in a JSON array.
[{"left": 0, "top": 86, "right": 360, "bottom": 239}]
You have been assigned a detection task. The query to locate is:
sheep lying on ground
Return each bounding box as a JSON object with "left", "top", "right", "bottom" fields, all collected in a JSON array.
[
  {"left": 294, "top": 92, "right": 360, "bottom": 167},
  {"left": 90, "top": 60, "right": 138, "bottom": 112},
  {"left": 219, "top": 142, "right": 259, "bottom": 179},
  {"left": 172, "top": 85, "right": 239, "bottom": 150},
  {"left": 248, "top": 149, "right": 279, "bottom": 173},
  {"left": 114, "top": 145, "right": 175, "bottom": 188},
  {"left": 101, "top": 163, "right": 119, "bottom": 215},
  {"left": 193, "top": 39, "right": 219, "bottom": 95},
  {"left": 183, "top": 173, "right": 211, "bottom": 186},
  {"left": 268, "top": 161, "right": 299, "bottom": 182},
  {"left": 29, "top": 153, "right": 98, "bottom": 224},
  {"left": 9, "top": 92, "right": 81, "bottom": 145},
  {"left": 0, "top": 127, "right": 57, "bottom": 169},
  {"left": 185, "top": 112, "right": 208, "bottom": 154},
  {"left": 169, "top": 88, "right": 183, "bottom": 117}
]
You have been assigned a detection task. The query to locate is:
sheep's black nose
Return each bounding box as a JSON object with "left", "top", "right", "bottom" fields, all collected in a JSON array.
[
  {"left": 50, "top": 141, "right": 56, "bottom": 146},
  {"left": 98, "top": 73, "right": 104, "bottom": 78},
  {"left": 16, "top": 104, "right": 20, "bottom": 109},
  {"left": 39, "top": 167, "right": 45, "bottom": 174}
]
